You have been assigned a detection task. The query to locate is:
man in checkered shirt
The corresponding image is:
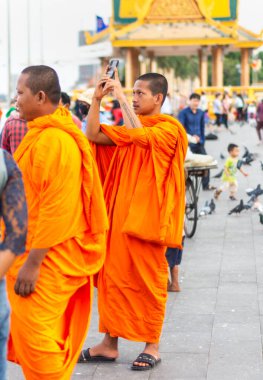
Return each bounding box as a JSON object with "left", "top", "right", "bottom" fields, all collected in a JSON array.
[{"left": 1, "top": 114, "right": 28, "bottom": 155}]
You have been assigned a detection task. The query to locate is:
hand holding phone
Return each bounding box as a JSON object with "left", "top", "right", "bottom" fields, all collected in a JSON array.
[{"left": 106, "top": 59, "right": 119, "bottom": 79}]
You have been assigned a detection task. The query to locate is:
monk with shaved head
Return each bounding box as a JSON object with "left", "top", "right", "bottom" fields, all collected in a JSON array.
[
  {"left": 7, "top": 65, "right": 108, "bottom": 379},
  {"left": 79, "top": 69, "right": 187, "bottom": 371}
]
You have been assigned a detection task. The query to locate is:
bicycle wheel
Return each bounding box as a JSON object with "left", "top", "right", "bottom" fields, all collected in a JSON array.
[{"left": 185, "top": 177, "right": 198, "bottom": 238}]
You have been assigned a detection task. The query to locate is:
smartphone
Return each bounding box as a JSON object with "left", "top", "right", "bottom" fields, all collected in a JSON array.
[{"left": 106, "top": 59, "right": 119, "bottom": 79}]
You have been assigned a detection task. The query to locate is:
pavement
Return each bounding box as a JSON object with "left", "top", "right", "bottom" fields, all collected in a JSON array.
[{"left": 8, "top": 121, "right": 263, "bottom": 379}]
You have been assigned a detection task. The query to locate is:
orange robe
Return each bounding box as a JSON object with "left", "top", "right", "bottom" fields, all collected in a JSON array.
[
  {"left": 97, "top": 114, "right": 187, "bottom": 343},
  {"left": 7, "top": 107, "right": 108, "bottom": 380}
]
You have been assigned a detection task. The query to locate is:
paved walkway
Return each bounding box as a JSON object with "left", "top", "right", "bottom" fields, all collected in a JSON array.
[{"left": 9, "top": 122, "right": 263, "bottom": 379}]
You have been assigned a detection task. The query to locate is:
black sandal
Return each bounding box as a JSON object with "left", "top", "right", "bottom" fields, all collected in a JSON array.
[
  {"left": 131, "top": 353, "right": 161, "bottom": 371},
  {"left": 78, "top": 348, "right": 116, "bottom": 363}
]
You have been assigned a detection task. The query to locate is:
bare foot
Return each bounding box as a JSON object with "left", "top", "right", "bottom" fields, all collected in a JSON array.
[
  {"left": 133, "top": 343, "right": 160, "bottom": 368},
  {"left": 89, "top": 334, "right": 119, "bottom": 359},
  {"left": 168, "top": 283, "right": 181, "bottom": 292}
]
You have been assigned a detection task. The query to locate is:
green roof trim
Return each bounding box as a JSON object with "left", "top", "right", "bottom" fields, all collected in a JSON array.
[
  {"left": 113, "top": 0, "right": 137, "bottom": 24},
  {"left": 213, "top": 0, "right": 238, "bottom": 21}
]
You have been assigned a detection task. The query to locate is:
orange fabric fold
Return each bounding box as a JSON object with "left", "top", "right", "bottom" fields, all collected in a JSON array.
[
  {"left": 96, "top": 114, "right": 187, "bottom": 343},
  {"left": 7, "top": 107, "right": 108, "bottom": 379},
  {"left": 101, "top": 114, "right": 188, "bottom": 249}
]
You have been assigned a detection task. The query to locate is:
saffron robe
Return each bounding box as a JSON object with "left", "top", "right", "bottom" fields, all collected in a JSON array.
[
  {"left": 97, "top": 114, "right": 187, "bottom": 343},
  {"left": 7, "top": 107, "right": 108, "bottom": 380}
]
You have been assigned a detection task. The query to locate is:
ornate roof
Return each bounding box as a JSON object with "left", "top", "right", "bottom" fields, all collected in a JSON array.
[{"left": 84, "top": 0, "right": 262, "bottom": 53}]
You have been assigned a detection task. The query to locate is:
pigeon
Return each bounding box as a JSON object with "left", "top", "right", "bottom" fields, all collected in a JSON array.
[
  {"left": 209, "top": 199, "right": 216, "bottom": 214},
  {"left": 260, "top": 213, "right": 263, "bottom": 225},
  {"left": 213, "top": 169, "right": 224, "bottom": 178},
  {"left": 242, "top": 146, "right": 250, "bottom": 159},
  {"left": 247, "top": 194, "right": 257, "bottom": 208},
  {"left": 246, "top": 184, "right": 263, "bottom": 198},
  {"left": 228, "top": 200, "right": 248, "bottom": 215},
  {"left": 260, "top": 161, "right": 263, "bottom": 171},
  {"left": 199, "top": 201, "right": 211, "bottom": 217},
  {"left": 242, "top": 154, "right": 254, "bottom": 165},
  {"left": 220, "top": 153, "right": 225, "bottom": 160}
]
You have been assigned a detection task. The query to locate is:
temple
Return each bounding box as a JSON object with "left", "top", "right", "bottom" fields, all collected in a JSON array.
[{"left": 84, "top": 0, "right": 263, "bottom": 88}]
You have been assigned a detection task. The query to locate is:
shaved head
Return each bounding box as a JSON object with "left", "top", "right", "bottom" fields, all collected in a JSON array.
[
  {"left": 21, "top": 65, "right": 61, "bottom": 105},
  {"left": 136, "top": 73, "right": 168, "bottom": 105}
]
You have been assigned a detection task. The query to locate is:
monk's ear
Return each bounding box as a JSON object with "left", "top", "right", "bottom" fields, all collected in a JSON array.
[
  {"left": 37, "top": 91, "right": 47, "bottom": 104},
  {"left": 154, "top": 93, "right": 163, "bottom": 105}
]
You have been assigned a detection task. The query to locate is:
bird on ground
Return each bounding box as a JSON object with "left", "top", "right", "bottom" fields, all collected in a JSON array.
[
  {"left": 228, "top": 200, "right": 249, "bottom": 215},
  {"left": 213, "top": 169, "right": 224, "bottom": 178},
  {"left": 220, "top": 153, "right": 225, "bottom": 160},
  {"left": 259, "top": 213, "right": 263, "bottom": 225},
  {"left": 260, "top": 161, "right": 263, "bottom": 171},
  {"left": 209, "top": 199, "right": 216, "bottom": 214},
  {"left": 199, "top": 201, "right": 211, "bottom": 217},
  {"left": 246, "top": 194, "right": 257, "bottom": 208},
  {"left": 242, "top": 154, "right": 254, "bottom": 165},
  {"left": 246, "top": 184, "right": 263, "bottom": 198},
  {"left": 242, "top": 146, "right": 250, "bottom": 158}
]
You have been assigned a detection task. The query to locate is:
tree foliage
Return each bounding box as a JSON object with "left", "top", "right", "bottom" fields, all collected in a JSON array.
[
  {"left": 156, "top": 51, "right": 263, "bottom": 86},
  {"left": 157, "top": 56, "right": 198, "bottom": 80}
]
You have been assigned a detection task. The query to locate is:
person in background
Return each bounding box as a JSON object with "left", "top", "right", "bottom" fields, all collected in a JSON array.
[
  {"left": 166, "top": 238, "right": 184, "bottom": 292},
  {"left": 179, "top": 93, "right": 214, "bottom": 191},
  {"left": 235, "top": 94, "right": 245, "bottom": 123},
  {"left": 60, "top": 91, "right": 82, "bottom": 129},
  {"left": 256, "top": 99, "right": 263, "bottom": 144},
  {"left": 78, "top": 91, "right": 109, "bottom": 133},
  {"left": 221, "top": 92, "right": 230, "bottom": 130},
  {"left": 213, "top": 93, "right": 222, "bottom": 128},
  {"left": 214, "top": 143, "right": 248, "bottom": 201},
  {"left": 0, "top": 148, "right": 27, "bottom": 380},
  {"left": 200, "top": 91, "right": 208, "bottom": 113},
  {"left": 1, "top": 114, "right": 28, "bottom": 155},
  {"left": 111, "top": 100, "right": 123, "bottom": 126},
  {"left": 5, "top": 99, "right": 17, "bottom": 119},
  {"left": 161, "top": 93, "right": 173, "bottom": 115}
]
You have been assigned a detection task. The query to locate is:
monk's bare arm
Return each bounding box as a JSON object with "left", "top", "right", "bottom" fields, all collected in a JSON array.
[
  {"left": 15, "top": 248, "right": 49, "bottom": 297},
  {"left": 86, "top": 96, "right": 114, "bottom": 145},
  {"left": 118, "top": 94, "right": 142, "bottom": 130}
]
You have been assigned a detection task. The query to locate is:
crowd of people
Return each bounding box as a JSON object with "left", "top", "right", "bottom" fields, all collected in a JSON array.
[{"left": 0, "top": 65, "right": 263, "bottom": 380}]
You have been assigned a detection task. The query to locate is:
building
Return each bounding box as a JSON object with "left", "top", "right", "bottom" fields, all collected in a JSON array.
[{"left": 82, "top": 0, "right": 263, "bottom": 88}]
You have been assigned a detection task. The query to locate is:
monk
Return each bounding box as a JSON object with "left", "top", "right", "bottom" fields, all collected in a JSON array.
[
  {"left": 79, "top": 70, "right": 188, "bottom": 370},
  {"left": 6, "top": 65, "right": 108, "bottom": 380}
]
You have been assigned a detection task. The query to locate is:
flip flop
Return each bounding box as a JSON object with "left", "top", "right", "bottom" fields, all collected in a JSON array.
[
  {"left": 78, "top": 348, "right": 116, "bottom": 363},
  {"left": 131, "top": 353, "right": 161, "bottom": 371}
]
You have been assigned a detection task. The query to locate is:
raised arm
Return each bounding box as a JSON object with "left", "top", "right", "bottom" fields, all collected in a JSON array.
[
  {"left": 86, "top": 77, "right": 115, "bottom": 145},
  {"left": 103, "top": 69, "right": 142, "bottom": 130}
]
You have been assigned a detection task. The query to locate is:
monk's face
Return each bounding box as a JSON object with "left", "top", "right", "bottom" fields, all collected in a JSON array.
[
  {"left": 132, "top": 80, "right": 163, "bottom": 115},
  {"left": 16, "top": 74, "right": 41, "bottom": 121}
]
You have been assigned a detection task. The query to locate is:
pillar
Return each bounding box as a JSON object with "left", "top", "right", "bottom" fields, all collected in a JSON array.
[
  {"left": 125, "top": 48, "right": 140, "bottom": 88},
  {"left": 198, "top": 48, "right": 208, "bottom": 87},
  {"left": 241, "top": 48, "right": 250, "bottom": 87},
  {"left": 212, "top": 46, "right": 224, "bottom": 87},
  {"left": 148, "top": 51, "right": 158, "bottom": 72}
]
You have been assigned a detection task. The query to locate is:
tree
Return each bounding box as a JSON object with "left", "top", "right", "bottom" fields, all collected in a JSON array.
[{"left": 157, "top": 56, "right": 198, "bottom": 80}]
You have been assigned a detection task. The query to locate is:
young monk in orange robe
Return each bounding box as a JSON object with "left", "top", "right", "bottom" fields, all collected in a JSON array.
[
  {"left": 79, "top": 71, "right": 187, "bottom": 370},
  {"left": 6, "top": 65, "right": 108, "bottom": 380}
]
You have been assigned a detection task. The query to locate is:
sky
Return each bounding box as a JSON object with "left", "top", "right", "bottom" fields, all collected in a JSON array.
[{"left": 0, "top": 0, "right": 262, "bottom": 96}]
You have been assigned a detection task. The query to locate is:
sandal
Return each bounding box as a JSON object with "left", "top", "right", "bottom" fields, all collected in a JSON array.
[
  {"left": 78, "top": 348, "right": 116, "bottom": 363},
  {"left": 131, "top": 353, "right": 161, "bottom": 371}
]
